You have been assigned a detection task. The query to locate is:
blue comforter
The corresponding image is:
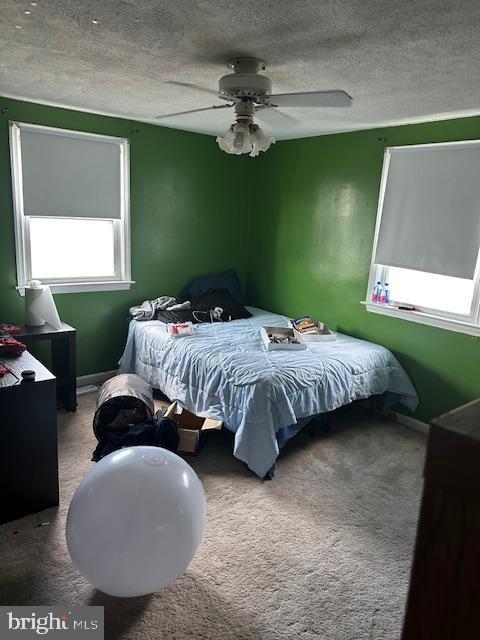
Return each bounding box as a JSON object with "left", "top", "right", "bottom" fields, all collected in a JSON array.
[{"left": 119, "top": 307, "right": 418, "bottom": 477}]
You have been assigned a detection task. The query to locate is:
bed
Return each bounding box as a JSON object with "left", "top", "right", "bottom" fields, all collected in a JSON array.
[{"left": 119, "top": 307, "right": 418, "bottom": 477}]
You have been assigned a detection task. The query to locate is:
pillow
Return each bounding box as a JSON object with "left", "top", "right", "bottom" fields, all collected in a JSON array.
[
  {"left": 191, "top": 288, "right": 252, "bottom": 322},
  {"left": 180, "top": 268, "right": 245, "bottom": 304}
]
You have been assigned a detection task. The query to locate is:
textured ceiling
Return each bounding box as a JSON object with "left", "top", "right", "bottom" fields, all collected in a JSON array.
[{"left": 1, "top": 0, "right": 480, "bottom": 140}]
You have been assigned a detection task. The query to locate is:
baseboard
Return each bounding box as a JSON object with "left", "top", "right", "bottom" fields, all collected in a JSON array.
[
  {"left": 76, "top": 369, "right": 117, "bottom": 389},
  {"left": 361, "top": 398, "right": 430, "bottom": 435},
  {"left": 388, "top": 410, "right": 430, "bottom": 435}
]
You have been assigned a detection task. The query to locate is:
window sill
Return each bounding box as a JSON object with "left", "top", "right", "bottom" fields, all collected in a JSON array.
[
  {"left": 17, "top": 280, "right": 135, "bottom": 296},
  {"left": 361, "top": 301, "right": 480, "bottom": 337}
]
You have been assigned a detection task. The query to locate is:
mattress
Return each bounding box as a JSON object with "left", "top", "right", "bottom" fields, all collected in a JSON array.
[{"left": 119, "top": 307, "right": 418, "bottom": 477}]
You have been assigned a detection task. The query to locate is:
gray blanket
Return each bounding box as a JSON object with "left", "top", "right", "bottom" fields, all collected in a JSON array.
[{"left": 129, "top": 296, "right": 190, "bottom": 321}]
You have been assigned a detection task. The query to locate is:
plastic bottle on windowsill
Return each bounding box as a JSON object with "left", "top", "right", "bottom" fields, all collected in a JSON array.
[
  {"left": 372, "top": 281, "right": 382, "bottom": 303},
  {"left": 380, "top": 282, "right": 390, "bottom": 305}
]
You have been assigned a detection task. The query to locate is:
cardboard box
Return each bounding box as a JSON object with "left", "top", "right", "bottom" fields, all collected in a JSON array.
[
  {"left": 293, "top": 322, "right": 337, "bottom": 343},
  {"left": 261, "top": 326, "right": 306, "bottom": 351},
  {"left": 164, "top": 402, "right": 222, "bottom": 455}
]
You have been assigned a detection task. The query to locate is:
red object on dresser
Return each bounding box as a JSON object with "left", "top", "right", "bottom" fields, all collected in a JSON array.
[{"left": 0, "top": 336, "right": 26, "bottom": 357}]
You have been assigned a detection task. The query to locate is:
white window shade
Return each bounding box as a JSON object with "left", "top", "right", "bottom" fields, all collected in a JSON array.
[
  {"left": 374, "top": 141, "right": 480, "bottom": 279},
  {"left": 19, "top": 125, "right": 122, "bottom": 219}
]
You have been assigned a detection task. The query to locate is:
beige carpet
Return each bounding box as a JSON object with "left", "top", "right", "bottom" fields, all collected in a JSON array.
[{"left": 0, "top": 394, "right": 425, "bottom": 640}]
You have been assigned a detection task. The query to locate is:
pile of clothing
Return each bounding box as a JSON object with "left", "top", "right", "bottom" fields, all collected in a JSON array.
[
  {"left": 92, "top": 407, "right": 179, "bottom": 462},
  {"left": 129, "top": 296, "right": 190, "bottom": 321},
  {"left": 129, "top": 288, "right": 252, "bottom": 325}
]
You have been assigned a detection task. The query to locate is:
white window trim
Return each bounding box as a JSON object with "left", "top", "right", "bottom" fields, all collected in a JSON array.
[
  {"left": 361, "top": 302, "right": 480, "bottom": 338},
  {"left": 364, "top": 143, "right": 480, "bottom": 338},
  {"left": 10, "top": 121, "right": 134, "bottom": 295}
]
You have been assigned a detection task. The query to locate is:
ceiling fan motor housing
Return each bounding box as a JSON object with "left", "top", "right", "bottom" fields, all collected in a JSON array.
[{"left": 218, "top": 73, "right": 272, "bottom": 104}]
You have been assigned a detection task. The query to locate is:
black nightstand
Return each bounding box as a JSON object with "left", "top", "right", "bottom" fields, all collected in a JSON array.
[{"left": 11, "top": 322, "right": 77, "bottom": 412}]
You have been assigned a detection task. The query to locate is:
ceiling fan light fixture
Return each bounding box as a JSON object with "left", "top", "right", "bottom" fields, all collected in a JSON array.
[{"left": 216, "top": 121, "right": 275, "bottom": 157}]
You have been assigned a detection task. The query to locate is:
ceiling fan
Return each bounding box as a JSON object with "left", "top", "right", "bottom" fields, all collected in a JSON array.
[{"left": 157, "top": 58, "right": 352, "bottom": 157}]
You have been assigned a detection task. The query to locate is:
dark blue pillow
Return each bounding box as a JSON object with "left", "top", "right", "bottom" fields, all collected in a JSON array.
[{"left": 181, "top": 268, "right": 245, "bottom": 304}]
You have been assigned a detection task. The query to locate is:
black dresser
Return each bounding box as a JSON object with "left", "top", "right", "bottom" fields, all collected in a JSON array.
[
  {"left": 402, "top": 398, "right": 480, "bottom": 639},
  {"left": 0, "top": 351, "right": 59, "bottom": 524}
]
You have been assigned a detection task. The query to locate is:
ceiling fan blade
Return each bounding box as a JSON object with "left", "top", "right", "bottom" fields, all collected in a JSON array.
[
  {"left": 164, "top": 80, "right": 218, "bottom": 97},
  {"left": 155, "top": 104, "right": 233, "bottom": 119},
  {"left": 268, "top": 90, "right": 352, "bottom": 108},
  {"left": 255, "top": 106, "right": 298, "bottom": 127}
]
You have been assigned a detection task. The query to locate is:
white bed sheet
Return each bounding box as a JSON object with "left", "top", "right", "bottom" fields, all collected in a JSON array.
[{"left": 119, "top": 307, "right": 418, "bottom": 477}]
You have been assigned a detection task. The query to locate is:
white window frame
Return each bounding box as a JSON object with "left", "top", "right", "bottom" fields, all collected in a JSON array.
[
  {"left": 10, "top": 122, "right": 134, "bottom": 295},
  {"left": 364, "top": 143, "right": 480, "bottom": 337}
]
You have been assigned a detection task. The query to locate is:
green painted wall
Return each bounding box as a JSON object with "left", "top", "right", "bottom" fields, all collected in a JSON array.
[
  {"left": 0, "top": 97, "right": 251, "bottom": 376},
  {"left": 246, "top": 117, "right": 480, "bottom": 422},
  {"left": 2, "top": 94, "right": 479, "bottom": 421}
]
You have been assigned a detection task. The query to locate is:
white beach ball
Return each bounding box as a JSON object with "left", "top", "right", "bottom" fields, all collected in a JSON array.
[{"left": 66, "top": 446, "right": 205, "bottom": 597}]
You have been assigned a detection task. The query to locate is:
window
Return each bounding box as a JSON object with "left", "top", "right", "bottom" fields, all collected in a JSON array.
[
  {"left": 10, "top": 122, "right": 133, "bottom": 294},
  {"left": 365, "top": 140, "right": 480, "bottom": 336}
]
